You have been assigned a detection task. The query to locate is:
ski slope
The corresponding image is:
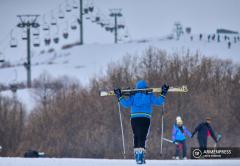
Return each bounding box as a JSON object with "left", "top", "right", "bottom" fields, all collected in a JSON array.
[
  {"left": 1, "top": 34, "right": 240, "bottom": 86},
  {"left": 0, "top": 158, "right": 239, "bottom": 166},
  {"left": 0, "top": 33, "right": 240, "bottom": 112}
]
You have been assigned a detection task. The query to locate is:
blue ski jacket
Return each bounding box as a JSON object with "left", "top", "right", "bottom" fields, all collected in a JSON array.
[
  {"left": 119, "top": 80, "right": 165, "bottom": 119},
  {"left": 172, "top": 124, "right": 192, "bottom": 141}
]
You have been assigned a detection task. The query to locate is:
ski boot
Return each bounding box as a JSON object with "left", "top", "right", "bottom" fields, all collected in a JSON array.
[
  {"left": 134, "top": 148, "right": 146, "bottom": 164},
  {"left": 175, "top": 156, "right": 180, "bottom": 160}
]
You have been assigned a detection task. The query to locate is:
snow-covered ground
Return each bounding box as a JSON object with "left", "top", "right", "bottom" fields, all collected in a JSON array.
[{"left": 0, "top": 158, "right": 239, "bottom": 166}]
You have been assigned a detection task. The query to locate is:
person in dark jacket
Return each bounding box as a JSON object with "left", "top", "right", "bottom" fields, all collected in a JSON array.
[
  {"left": 191, "top": 117, "right": 218, "bottom": 152},
  {"left": 114, "top": 80, "right": 169, "bottom": 164},
  {"left": 172, "top": 116, "right": 192, "bottom": 159}
]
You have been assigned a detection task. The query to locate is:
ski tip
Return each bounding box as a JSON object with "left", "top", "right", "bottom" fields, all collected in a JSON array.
[
  {"left": 182, "top": 85, "right": 188, "bottom": 92},
  {"left": 99, "top": 91, "right": 108, "bottom": 97}
]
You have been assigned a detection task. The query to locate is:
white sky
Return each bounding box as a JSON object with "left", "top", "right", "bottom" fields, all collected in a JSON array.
[{"left": 0, "top": 0, "right": 240, "bottom": 46}]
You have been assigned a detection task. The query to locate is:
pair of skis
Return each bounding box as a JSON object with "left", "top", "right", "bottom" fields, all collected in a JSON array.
[{"left": 100, "top": 85, "right": 188, "bottom": 97}]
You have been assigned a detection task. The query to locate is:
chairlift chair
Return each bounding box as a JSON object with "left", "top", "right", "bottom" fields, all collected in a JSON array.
[
  {"left": 33, "top": 28, "right": 40, "bottom": 36},
  {"left": 71, "top": 20, "right": 77, "bottom": 30},
  {"left": 42, "top": 23, "right": 50, "bottom": 31},
  {"left": 105, "top": 26, "right": 111, "bottom": 31},
  {"left": 33, "top": 37, "right": 40, "bottom": 47},
  {"left": 92, "top": 16, "right": 100, "bottom": 23},
  {"left": 63, "top": 25, "right": 69, "bottom": 39},
  {"left": 51, "top": 17, "right": 57, "bottom": 26},
  {"left": 44, "top": 38, "right": 51, "bottom": 46},
  {"left": 98, "top": 21, "right": 105, "bottom": 27},
  {"left": 58, "top": 8, "right": 65, "bottom": 19},
  {"left": 84, "top": 8, "right": 89, "bottom": 14},
  {"left": 109, "top": 27, "right": 114, "bottom": 33},
  {"left": 89, "top": 6, "right": 94, "bottom": 12},
  {"left": 63, "top": 32, "right": 69, "bottom": 39},
  {"left": 72, "top": 0, "right": 78, "bottom": 9},
  {"left": 66, "top": 3, "right": 72, "bottom": 12},
  {"left": 10, "top": 38, "right": 18, "bottom": 48},
  {"left": 117, "top": 13, "right": 122, "bottom": 17},
  {"left": 118, "top": 24, "right": 125, "bottom": 29},
  {"left": 53, "top": 36, "right": 60, "bottom": 44},
  {"left": 22, "top": 29, "right": 27, "bottom": 40}
]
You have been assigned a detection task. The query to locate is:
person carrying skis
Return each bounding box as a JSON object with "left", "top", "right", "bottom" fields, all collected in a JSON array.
[
  {"left": 114, "top": 80, "right": 169, "bottom": 164},
  {"left": 191, "top": 117, "right": 218, "bottom": 152},
  {"left": 172, "top": 116, "right": 192, "bottom": 160}
]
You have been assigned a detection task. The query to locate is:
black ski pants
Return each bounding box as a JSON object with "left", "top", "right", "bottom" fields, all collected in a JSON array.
[
  {"left": 131, "top": 117, "right": 150, "bottom": 149},
  {"left": 198, "top": 137, "right": 207, "bottom": 152}
]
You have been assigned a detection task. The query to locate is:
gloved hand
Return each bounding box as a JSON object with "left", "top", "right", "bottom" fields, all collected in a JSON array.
[
  {"left": 161, "top": 84, "right": 169, "bottom": 97},
  {"left": 114, "top": 88, "right": 122, "bottom": 99},
  {"left": 173, "top": 140, "right": 178, "bottom": 145}
]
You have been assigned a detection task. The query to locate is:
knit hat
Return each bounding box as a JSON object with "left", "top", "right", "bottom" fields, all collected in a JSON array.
[{"left": 176, "top": 116, "right": 183, "bottom": 125}]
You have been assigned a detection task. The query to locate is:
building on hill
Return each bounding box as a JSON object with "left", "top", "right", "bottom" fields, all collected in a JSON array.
[{"left": 216, "top": 29, "right": 239, "bottom": 34}]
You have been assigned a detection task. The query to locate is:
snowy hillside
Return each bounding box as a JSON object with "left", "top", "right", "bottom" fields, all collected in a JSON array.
[
  {"left": 0, "top": 158, "right": 239, "bottom": 166},
  {"left": 1, "top": 33, "right": 240, "bottom": 112},
  {"left": 1, "top": 33, "right": 240, "bottom": 86}
]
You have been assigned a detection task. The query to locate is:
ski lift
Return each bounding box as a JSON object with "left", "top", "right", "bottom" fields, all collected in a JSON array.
[
  {"left": 71, "top": 20, "right": 77, "bottom": 30},
  {"left": 53, "top": 36, "right": 60, "bottom": 44},
  {"left": 84, "top": 8, "right": 89, "bottom": 14},
  {"left": 42, "top": 15, "right": 49, "bottom": 31},
  {"left": 33, "top": 37, "right": 40, "bottom": 47},
  {"left": 51, "top": 17, "right": 57, "bottom": 26},
  {"left": 124, "top": 31, "right": 129, "bottom": 38},
  {"left": 0, "top": 52, "right": 4, "bottom": 62},
  {"left": 98, "top": 21, "right": 106, "bottom": 28},
  {"left": 118, "top": 24, "right": 125, "bottom": 29},
  {"left": 105, "top": 26, "right": 114, "bottom": 32},
  {"left": 53, "top": 25, "right": 60, "bottom": 44},
  {"left": 10, "top": 38, "right": 17, "bottom": 48},
  {"left": 109, "top": 27, "right": 114, "bottom": 33},
  {"left": 44, "top": 32, "right": 51, "bottom": 46},
  {"left": 63, "top": 21, "right": 69, "bottom": 39},
  {"left": 86, "top": 14, "right": 91, "bottom": 20},
  {"left": 22, "top": 29, "right": 27, "bottom": 40},
  {"left": 42, "top": 22, "right": 50, "bottom": 31},
  {"left": 51, "top": 10, "right": 57, "bottom": 26},
  {"left": 105, "top": 26, "right": 111, "bottom": 31},
  {"left": 72, "top": 0, "right": 78, "bottom": 9},
  {"left": 44, "top": 38, "right": 51, "bottom": 46},
  {"left": 58, "top": 5, "right": 65, "bottom": 19},
  {"left": 10, "top": 29, "right": 17, "bottom": 48},
  {"left": 89, "top": 6, "right": 94, "bottom": 12},
  {"left": 33, "top": 28, "right": 40, "bottom": 36},
  {"left": 63, "top": 32, "right": 69, "bottom": 39},
  {"left": 66, "top": 2, "right": 72, "bottom": 12},
  {"left": 92, "top": 16, "right": 100, "bottom": 23},
  {"left": 77, "top": 18, "right": 80, "bottom": 24}
]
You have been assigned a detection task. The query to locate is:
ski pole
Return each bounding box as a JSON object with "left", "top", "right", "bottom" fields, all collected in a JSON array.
[
  {"left": 118, "top": 102, "right": 126, "bottom": 159},
  {"left": 162, "top": 138, "right": 178, "bottom": 145},
  {"left": 160, "top": 103, "right": 165, "bottom": 155}
]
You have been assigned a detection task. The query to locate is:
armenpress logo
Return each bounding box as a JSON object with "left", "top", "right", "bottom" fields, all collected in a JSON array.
[{"left": 192, "top": 149, "right": 202, "bottom": 159}]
